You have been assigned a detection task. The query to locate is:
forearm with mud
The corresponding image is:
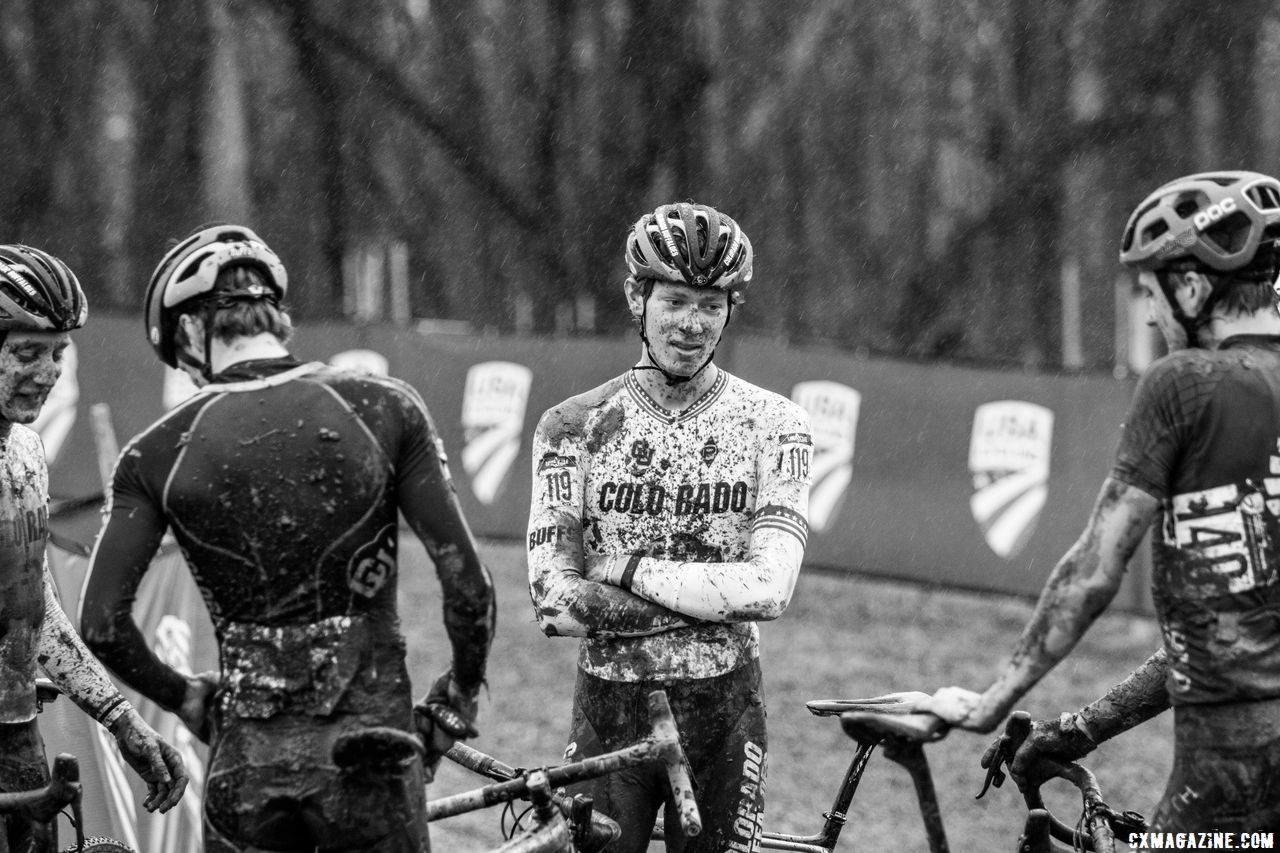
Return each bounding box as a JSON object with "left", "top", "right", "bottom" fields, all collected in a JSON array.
[
  {"left": 528, "top": 509, "right": 696, "bottom": 638},
  {"left": 1077, "top": 647, "right": 1171, "bottom": 744},
  {"left": 37, "top": 565, "right": 135, "bottom": 727},
  {"left": 984, "top": 479, "right": 1150, "bottom": 719},
  {"left": 610, "top": 527, "right": 803, "bottom": 622}
]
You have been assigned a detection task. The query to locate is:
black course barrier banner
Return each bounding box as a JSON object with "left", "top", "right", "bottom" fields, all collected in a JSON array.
[{"left": 44, "top": 316, "right": 1151, "bottom": 614}]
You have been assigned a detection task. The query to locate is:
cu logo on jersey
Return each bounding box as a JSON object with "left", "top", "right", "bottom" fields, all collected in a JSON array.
[
  {"left": 629, "top": 439, "right": 654, "bottom": 474},
  {"left": 701, "top": 436, "right": 719, "bottom": 464},
  {"left": 1193, "top": 196, "right": 1237, "bottom": 231},
  {"left": 348, "top": 524, "right": 397, "bottom": 597}
]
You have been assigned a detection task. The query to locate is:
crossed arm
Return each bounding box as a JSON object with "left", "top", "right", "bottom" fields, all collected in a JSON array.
[{"left": 527, "top": 408, "right": 811, "bottom": 635}]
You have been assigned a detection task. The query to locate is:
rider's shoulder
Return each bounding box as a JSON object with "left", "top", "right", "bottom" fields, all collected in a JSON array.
[
  {"left": 6, "top": 424, "right": 45, "bottom": 464},
  {"left": 537, "top": 375, "right": 627, "bottom": 434},
  {"left": 724, "top": 373, "right": 811, "bottom": 427},
  {"left": 1139, "top": 347, "right": 1236, "bottom": 390},
  {"left": 315, "top": 364, "right": 433, "bottom": 413}
]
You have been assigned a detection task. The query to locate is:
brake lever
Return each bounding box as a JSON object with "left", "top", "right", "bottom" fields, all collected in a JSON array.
[
  {"left": 975, "top": 711, "right": 1031, "bottom": 800},
  {"left": 975, "top": 745, "right": 1007, "bottom": 799}
]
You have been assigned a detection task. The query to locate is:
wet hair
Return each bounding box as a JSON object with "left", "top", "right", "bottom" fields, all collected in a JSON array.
[
  {"left": 174, "top": 265, "right": 293, "bottom": 351},
  {"left": 1206, "top": 278, "right": 1279, "bottom": 317}
]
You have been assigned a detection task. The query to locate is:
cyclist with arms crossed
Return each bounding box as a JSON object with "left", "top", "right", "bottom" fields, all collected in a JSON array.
[
  {"left": 80, "top": 225, "right": 496, "bottom": 852},
  {"left": 0, "top": 245, "right": 187, "bottom": 851},
  {"left": 528, "top": 202, "right": 813, "bottom": 852},
  {"left": 923, "top": 172, "right": 1280, "bottom": 831}
]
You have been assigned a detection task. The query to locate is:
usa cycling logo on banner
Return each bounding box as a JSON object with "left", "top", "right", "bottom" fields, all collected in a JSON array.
[
  {"left": 461, "top": 361, "right": 532, "bottom": 505},
  {"left": 969, "top": 400, "right": 1053, "bottom": 559},
  {"left": 790, "top": 380, "right": 860, "bottom": 533}
]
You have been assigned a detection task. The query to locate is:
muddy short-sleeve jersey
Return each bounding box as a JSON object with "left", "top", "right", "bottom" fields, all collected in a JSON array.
[
  {"left": 529, "top": 369, "right": 812, "bottom": 681},
  {"left": 0, "top": 426, "right": 51, "bottom": 723},
  {"left": 1110, "top": 335, "right": 1280, "bottom": 704}
]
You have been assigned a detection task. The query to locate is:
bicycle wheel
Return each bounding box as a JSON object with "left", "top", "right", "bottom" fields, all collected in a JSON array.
[{"left": 64, "top": 837, "right": 136, "bottom": 853}]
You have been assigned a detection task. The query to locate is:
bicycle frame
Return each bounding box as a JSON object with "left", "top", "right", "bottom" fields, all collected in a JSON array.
[
  {"left": 0, "top": 752, "right": 87, "bottom": 853},
  {"left": 430, "top": 689, "right": 700, "bottom": 839},
  {"left": 727, "top": 696, "right": 1137, "bottom": 853},
  {"left": 745, "top": 738, "right": 876, "bottom": 853}
]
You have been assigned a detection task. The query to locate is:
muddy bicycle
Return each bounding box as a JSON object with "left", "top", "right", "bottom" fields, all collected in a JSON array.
[
  {"left": 637, "top": 690, "right": 1146, "bottom": 853},
  {"left": 0, "top": 681, "right": 136, "bottom": 853},
  {"left": 775, "top": 691, "right": 1144, "bottom": 852},
  {"left": 334, "top": 689, "right": 699, "bottom": 853},
  {"left": 341, "top": 687, "right": 1146, "bottom": 852}
]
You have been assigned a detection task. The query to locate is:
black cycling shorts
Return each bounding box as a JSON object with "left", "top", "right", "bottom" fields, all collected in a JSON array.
[
  {"left": 1151, "top": 698, "right": 1280, "bottom": 832},
  {"left": 565, "top": 660, "right": 767, "bottom": 853},
  {"left": 203, "top": 712, "right": 428, "bottom": 853}
]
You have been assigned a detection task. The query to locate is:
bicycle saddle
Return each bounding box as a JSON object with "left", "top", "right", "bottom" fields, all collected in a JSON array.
[
  {"left": 839, "top": 709, "right": 946, "bottom": 744},
  {"left": 804, "top": 691, "right": 931, "bottom": 717}
]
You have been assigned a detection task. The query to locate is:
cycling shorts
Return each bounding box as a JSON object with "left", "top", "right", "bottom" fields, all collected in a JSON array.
[
  {"left": 1151, "top": 697, "right": 1280, "bottom": 831},
  {"left": 564, "top": 660, "right": 767, "bottom": 853},
  {"left": 0, "top": 719, "right": 55, "bottom": 853},
  {"left": 203, "top": 712, "right": 428, "bottom": 853}
]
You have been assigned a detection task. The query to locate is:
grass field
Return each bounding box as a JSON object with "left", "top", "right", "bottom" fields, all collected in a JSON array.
[{"left": 400, "top": 538, "right": 1171, "bottom": 852}]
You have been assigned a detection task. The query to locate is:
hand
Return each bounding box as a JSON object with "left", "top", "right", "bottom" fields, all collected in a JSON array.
[
  {"left": 917, "top": 686, "right": 1003, "bottom": 733},
  {"left": 981, "top": 713, "right": 1097, "bottom": 793},
  {"left": 413, "top": 670, "right": 481, "bottom": 780},
  {"left": 177, "top": 671, "right": 220, "bottom": 744},
  {"left": 109, "top": 708, "right": 189, "bottom": 813}
]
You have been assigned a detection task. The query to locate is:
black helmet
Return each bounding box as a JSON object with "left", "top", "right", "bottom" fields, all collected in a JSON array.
[
  {"left": 0, "top": 245, "right": 88, "bottom": 332},
  {"left": 144, "top": 223, "right": 287, "bottom": 368}
]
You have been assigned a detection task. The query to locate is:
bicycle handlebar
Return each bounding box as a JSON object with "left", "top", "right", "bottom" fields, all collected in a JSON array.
[
  {"left": 427, "top": 690, "right": 702, "bottom": 838},
  {"left": 0, "top": 753, "right": 81, "bottom": 821},
  {"left": 991, "top": 712, "right": 1144, "bottom": 853},
  {"left": 446, "top": 741, "right": 519, "bottom": 782}
]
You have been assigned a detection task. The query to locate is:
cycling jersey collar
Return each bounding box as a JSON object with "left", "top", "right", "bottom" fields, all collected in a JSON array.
[
  {"left": 210, "top": 355, "right": 303, "bottom": 384},
  {"left": 1217, "top": 333, "right": 1280, "bottom": 351}
]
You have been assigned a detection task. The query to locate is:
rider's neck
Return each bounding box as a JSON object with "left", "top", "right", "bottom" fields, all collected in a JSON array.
[
  {"left": 209, "top": 333, "right": 291, "bottom": 374},
  {"left": 632, "top": 360, "right": 719, "bottom": 412}
]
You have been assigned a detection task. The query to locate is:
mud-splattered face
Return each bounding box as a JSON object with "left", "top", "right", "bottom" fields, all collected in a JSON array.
[
  {"left": 0, "top": 331, "right": 70, "bottom": 426},
  {"left": 631, "top": 281, "right": 729, "bottom": 377}
]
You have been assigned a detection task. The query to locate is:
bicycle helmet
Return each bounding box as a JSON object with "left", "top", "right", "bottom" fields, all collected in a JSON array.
[
  {"left": 1120, "top": 171, "right": 1280, "bottom": 346},
  {"left": 624, "top": 202, "right": 752, "bottom": 386},
  {"left": 1119, "top": 171, "right": 1280, "bottom": 272},
  {"left": 144, "top": 223, "right": 287, "bottom": 369},
  {"left": 0, "top": 245, "right": 88, "bottom": 332},
  {"left": 626, "top": 202, "right": 753, "bottom": 301}
]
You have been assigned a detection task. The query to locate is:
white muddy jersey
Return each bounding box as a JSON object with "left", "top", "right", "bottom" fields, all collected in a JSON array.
[{"left": 528, "top": 368, "right": 812, "bottom": 681}]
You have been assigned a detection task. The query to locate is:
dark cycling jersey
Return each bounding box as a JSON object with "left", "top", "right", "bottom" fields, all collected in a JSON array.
[
  {"left": 1110, "top": 335, "right": 1280, "bottom": 707},
  {"left": 81, "top": 357, "right": 493, "bottom": 851},
  {"left": 83, "top": 357, "right": 493, "bottom": 715}
]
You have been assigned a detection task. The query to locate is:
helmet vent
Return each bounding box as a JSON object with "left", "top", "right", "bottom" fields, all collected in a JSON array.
[
  {"left": 1141, "top": 219, "right": 1170, "bottom": 246},
  {"left": 1174, "top": 194, "right": 1206, "bottom": 219},
  {"left": 1248, "top": 184, "right": 1280, "bottom": 212},
  {"left": 1202, "top": 211, "right": 1252, "bottom": 254}
]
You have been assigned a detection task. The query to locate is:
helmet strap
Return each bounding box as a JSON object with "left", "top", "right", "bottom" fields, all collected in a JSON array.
[
  {"left": 631, "top": 287, "right": 732, "bottom": 386},
  {"left": 1155, "top": 268, "right": 1214, "bottom": 348}
]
